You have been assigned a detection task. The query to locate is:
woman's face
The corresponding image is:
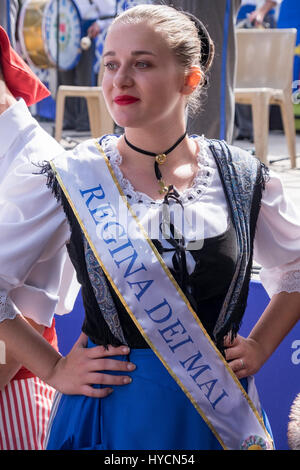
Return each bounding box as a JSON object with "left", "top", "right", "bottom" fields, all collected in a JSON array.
[{"left": 101, "top": 21, "right": 187, "bottom": 130}]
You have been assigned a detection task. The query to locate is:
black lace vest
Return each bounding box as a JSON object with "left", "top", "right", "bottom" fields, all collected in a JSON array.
[{"left": 64, "top": 195, "right": 238, "bottom": 348}]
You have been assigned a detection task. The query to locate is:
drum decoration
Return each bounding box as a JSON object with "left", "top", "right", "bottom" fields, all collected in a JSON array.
[{"left": 18, "top": 0, "right": 82, "bottom": 71}]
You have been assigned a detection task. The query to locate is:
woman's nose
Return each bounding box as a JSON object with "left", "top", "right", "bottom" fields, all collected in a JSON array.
[{"left": 113, "top": 67, "right": 134, "bottom": 89}]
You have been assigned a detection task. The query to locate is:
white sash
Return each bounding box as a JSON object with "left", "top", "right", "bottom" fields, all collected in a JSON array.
[{"left": 50, "top": 141, "right": 274, "bottom": 450}]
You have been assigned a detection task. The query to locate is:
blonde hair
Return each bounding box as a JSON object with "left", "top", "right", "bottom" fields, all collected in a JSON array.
[{"left": 109, "top": 4, "right": 214, "bottom": 115}]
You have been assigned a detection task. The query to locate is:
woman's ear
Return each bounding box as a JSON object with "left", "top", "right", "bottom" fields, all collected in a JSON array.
[{"left": 182, "top": 66, "right": 202, "bottom": 95}]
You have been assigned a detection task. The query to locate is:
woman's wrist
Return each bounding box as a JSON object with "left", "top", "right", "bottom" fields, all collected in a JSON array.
[
  {"left": 246, "top": 334, "right": 271, "bottom": 367},
  {"left": 39, "top": 352, "right": 63, "bottom": 387}
]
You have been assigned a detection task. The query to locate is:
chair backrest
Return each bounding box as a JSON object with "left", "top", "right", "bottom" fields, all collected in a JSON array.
[{"left": 235, "top": 29, "right": 297, "bottom": 91}]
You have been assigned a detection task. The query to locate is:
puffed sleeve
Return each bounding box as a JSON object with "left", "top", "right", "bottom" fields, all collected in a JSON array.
[
  {"left": 253, "top": 170, "right": 300, "bottom": 298},
  {"left": 54, "top": 254, "right": 81, "bottom": 315},
  {"left": 0, "top": 107, "right": 70, "bottom": 324}
]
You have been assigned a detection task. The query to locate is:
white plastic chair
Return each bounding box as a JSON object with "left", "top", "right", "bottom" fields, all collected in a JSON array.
[
  {"left": 234, "top": 28, "right": 297, "bottom": 168},
  {"left": 54, "top": 65, "right": 114, "bottom": 142}
]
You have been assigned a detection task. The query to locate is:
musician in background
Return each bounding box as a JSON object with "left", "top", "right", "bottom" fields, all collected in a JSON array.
[{"left": 59, "top": 0, "right": 117, "bottom": 132}]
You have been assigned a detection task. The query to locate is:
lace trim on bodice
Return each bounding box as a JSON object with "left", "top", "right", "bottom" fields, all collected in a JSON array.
[{"left": 100, "top": 134, "right": 215, "bottom": 206}]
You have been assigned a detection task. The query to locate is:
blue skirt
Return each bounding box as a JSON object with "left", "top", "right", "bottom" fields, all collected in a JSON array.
[{"left": 46, "top": 341, "right": 273, "bottom": 450}]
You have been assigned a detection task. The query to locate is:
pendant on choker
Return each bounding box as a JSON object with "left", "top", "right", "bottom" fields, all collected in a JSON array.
[
  {"left": 124, "top": 131, "right": 187, "bottom": 195},
  {"left": 155, "top": 153, "right": 167, "bottom": 165}
]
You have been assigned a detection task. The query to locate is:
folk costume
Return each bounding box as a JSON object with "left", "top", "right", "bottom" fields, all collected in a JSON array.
[
  {"left": 40, "top": 128, "right": 299, "bottom": 450},
  {"left": 1, "top": 100, "right": 300, "bottom": 449}
]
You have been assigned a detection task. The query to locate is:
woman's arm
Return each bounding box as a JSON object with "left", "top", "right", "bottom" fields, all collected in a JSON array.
[
  {"left": 0, "top": 315, "right": 135, "bottom": 397},
  {"left": 0, "top": 317, "right": 45, "bottom": 390},
  {"left": 225, "top": 166, "right": 300, "bottom": 378},
  {"left": 225, "top": 291, "right": 300, "bottom": 379}
]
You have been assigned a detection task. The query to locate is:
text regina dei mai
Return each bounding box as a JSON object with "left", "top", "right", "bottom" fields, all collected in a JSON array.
[{"left": 80, "top": 183, "right": 229, "bottom": 411}]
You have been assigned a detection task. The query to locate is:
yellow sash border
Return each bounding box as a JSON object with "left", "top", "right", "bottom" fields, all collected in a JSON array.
[{"left": 49, "top": 140, "right": 273, "bottom": 450}]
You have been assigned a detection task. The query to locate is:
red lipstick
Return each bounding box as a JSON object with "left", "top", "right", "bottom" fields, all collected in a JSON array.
[{"left": 114, "top": 95, "right": 140, "bottom": 105}]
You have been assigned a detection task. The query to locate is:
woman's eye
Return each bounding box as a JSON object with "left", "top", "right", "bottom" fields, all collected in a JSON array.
[
  {"left": 103, "top": 61, "right": 150, "bottom": 71},
  {"left": 104, "top": 62, "right": 118, "bottom": 71},
  {"left": 135, "top": 61, "right": 149, "bottom": 69}
]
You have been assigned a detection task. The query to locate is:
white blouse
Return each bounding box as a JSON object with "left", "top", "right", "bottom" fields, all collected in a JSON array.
[
  {"left": 0, "top": 99, "right": 299, "bottom": 325},
  {"left": 0, "top": 100, "right": 79, "bottom": 327}
]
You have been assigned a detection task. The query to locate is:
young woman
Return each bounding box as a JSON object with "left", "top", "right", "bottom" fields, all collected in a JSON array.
[{"left": 0, "top": 5, "right": 299, "bottom": 450}]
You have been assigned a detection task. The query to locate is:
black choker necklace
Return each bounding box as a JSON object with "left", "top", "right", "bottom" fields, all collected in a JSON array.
[{"left": 124, "top": 131, "right": 187, "bottom": 195}]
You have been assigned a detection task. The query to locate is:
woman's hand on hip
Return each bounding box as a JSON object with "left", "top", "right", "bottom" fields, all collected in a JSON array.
[
  {"left": 47, "top": 332, "right": 135, "bottom": 398},
  {"left": 224, "top": 334, "right": 265, "bottom": 379}
]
